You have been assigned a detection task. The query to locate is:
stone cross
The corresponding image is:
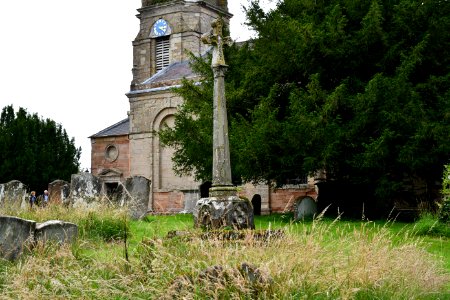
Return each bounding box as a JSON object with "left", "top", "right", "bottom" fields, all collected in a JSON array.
[
  {"left": 194, "top": 18, "right": 254, "bottom": 230},
  {"left": 202, "top": 18, "right": 233, "bottom": 67},
  {"left": 202, "top": 18, "right": 234, "bottom": 189}
]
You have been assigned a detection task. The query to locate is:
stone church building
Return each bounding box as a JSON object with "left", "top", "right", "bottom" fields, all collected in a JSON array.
[{"left": 90, "top": 0, "right": 317, "bottom": 215}]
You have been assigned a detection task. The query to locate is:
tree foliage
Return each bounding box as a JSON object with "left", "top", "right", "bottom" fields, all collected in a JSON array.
[
  {"left": 159, "top": 0, "right": 450, "bottom": 208},
  {"left": 0, "top": 105, "right": 81, "bottom": 191}
]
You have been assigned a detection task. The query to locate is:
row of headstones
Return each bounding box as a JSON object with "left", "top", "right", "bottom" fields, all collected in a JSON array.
[
  {"left": 0, "top": 179, "right": 70, "bottom": 209},
  {"left": 69, "top": 173, "right": 150, "bottom": 219},
  {"left": 0, "top": 216, "right": 78, "bottom": 261},
  {"left": 0, "top": 173, "right": 151, "bottom": 219},
  {"left": 0, "top": 174, "right": 317, "bottom": 220}
]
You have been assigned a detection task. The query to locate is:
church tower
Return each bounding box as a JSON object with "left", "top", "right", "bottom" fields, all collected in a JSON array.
[
  {"left": 126, "top": 0, "right": 231, "bottom": 212},
  {"left": 131, "top": 0, "right": 230, "bottom": 85}
]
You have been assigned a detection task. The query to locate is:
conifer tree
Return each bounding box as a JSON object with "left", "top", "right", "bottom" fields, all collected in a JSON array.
[
  {"left": 0, "top": 105, "right": 81, "bottom": 192},
  {"left": 159, "top": 0, "right": 450, "bottom": 211}
]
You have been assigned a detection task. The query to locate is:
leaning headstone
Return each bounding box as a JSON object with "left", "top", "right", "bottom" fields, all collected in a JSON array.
[
  {"left": 294, "top": 197, "right": 317, "bottom": 220},
  {"left": 35, "top": 220, "right": 78, "bottom": 244},
  {"left": 0, "top": 216, "right": 36, "bottom": 260},
  {"left": 70, "top": 173, "right": 102, "bottom": 208},
  {"left": 48, "top": 180, "right": 70, "bottom": 204},
  {"left": 0, "top": 180, "right": 28, "bottom": 209},
  {"left": 182, "top": 191, "right": 198, "bottom": 213},
  {"left": 121, "top": 176, "right": 150, "bottom": 219}
]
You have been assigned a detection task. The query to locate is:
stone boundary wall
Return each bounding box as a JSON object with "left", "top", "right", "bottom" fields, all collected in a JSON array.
[
  {"left": 239, "top": 184, "right": 318, "bottom": 214},
  {"left": 269, "top": 187, "right": 317, "bottom": 213},
  {"left": 153, "top": 191, "right": 184, "bottom": 213}
]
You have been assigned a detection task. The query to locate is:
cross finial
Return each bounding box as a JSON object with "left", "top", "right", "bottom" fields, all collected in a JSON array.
[{"left": 201, "top": 18, "right": 233, "bottom": 67}]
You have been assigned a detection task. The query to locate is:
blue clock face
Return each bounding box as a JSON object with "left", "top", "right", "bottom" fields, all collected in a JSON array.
[{"left": 153, "top": 19, "right": 168, "bottom": 37}]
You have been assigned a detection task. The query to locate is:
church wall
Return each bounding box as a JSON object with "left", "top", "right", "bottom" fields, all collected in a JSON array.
[
  {"left": 269, "top": 187, "right": 317, "bottom": 213},
  {"left": 128, "top": 89, "right": 199, "bottom": 211},
  {"left": 90, "top": 135, "right": 130, "bottom": 179},
  {"left": 152, "top": 110, "right": 198, "bottom": 192},
  {"left": 170, "top": 32, "right": 204, "bottom": 62},
  {"left": 129, "top": 134, "right": 152, "bottom": 179},
  {"left": 132, "top": 39, "right": 152, "bottom": 85},
  {"left": 238, "top": 183, "right": 271, "bottom": 215},
  {"left": 238, "top": 183, "right": 318, "bottom": 214},
  {"left": 152, "top": 191, "right": 184, "bottom": 213}
]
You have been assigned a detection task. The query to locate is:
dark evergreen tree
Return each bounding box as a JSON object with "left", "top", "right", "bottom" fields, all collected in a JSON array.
[
  {"left": 159, "top": 0, "right": 450, "bottom": 214},
  {"left": 0, "top": 105, "right": 81, "bottom": 192}
]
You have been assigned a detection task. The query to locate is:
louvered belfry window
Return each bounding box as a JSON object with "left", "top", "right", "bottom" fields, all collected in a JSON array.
[{"left": 156, "top": 36, "right": 170, "bottom": 71}]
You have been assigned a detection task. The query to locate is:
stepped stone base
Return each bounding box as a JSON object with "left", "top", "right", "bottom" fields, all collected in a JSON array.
[{"left": 194, "top": 196, "right": 254, "bottom": 230}]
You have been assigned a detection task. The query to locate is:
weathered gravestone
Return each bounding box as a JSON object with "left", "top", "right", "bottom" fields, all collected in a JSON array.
[
  {"left": 35, "top": 220, "right": 78, "bottom": 244},
  {"left": 193, "top": 18, "right": 254, "bottom": 229},
  {"left": 0, "top": 216, "right": 36, "bottom": 260},
  {"left": 294, "top": 197, "right": 317, "bottom": 220},
  {"left": 182, "top": 191, "right": 199, "bottom": 213},
  {"left": 48, "top": 180, "right": 70, "bottom": 204},
  {"left": 121, "top": 176, "right": 150, "bottom": 219},
  {"left": 70, "top": 173, "right": 102, "bottom": 208},
  {"left": 0, "top": 180, "right": 28, "bottom": 209},
  {"left": 0, "top": 216, "right": 79, "bottom": 260}
]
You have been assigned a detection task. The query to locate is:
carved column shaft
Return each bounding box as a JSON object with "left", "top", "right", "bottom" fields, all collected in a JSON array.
[{"left": 212, "top": 66, "right": 232, "bottom": 187}]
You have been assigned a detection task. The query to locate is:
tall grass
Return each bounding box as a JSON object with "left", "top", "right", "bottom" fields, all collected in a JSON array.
[
  {"left": 414, "top": 213, "right": 450, "bottom": 238},
  {"left": 0, "top": 206, "right": 448, "bottom": 299},
  {"left": 136, "top": 221, "right": 448, "bottom": 299},
  {"left": 0, "top": 203, "right": 130, "bottom": 242}
]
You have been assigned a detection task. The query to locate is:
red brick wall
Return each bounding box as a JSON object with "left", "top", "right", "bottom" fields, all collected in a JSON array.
[
  {"left": 269, "top": 187, "right": 317, "bottom": 213},
  {"left": 91, "top": 135, "right": 130, "bottom": 178},
  {"left": 153, "top": 191, "right": 184, "bottom": 213}
]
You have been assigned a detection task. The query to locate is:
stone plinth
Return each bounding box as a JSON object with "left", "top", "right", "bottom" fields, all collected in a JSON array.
[{"left": 194, "top": 196, "right": 254, "bottom": 230}]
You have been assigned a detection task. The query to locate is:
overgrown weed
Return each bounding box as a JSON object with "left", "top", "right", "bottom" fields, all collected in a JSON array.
[
  {"left": 414, "top": 213, "right": 450, "bottom": 238},
  {"left": 0, "top": 205, "right": 448, "bottom": 299},
  {"left": 135, "top": 219, "right": 449, "bottom": 299}
]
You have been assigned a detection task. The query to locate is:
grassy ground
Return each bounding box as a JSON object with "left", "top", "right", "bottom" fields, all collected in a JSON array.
[{"left": 0, "top": 206, "right": 449, "bottom": 299}]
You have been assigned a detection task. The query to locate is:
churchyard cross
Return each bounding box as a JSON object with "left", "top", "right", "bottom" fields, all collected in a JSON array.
[
  {"left": 193, "top": 18, "right": 254, "bottom": 229},
  {"left": 202, "top": 18, "right": 234, "bottom": 188}
]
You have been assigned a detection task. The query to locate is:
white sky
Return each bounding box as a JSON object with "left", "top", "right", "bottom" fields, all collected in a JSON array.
[{"left": 0, "top": 0, "right": 276, "bottom": 170}]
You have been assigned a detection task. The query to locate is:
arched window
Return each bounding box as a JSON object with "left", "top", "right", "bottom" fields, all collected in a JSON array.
[{"left": 251, "top": 194, "right": 262, "bottom": 216}]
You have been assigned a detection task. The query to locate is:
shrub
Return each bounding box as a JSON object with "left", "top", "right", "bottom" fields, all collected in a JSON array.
[
  {"left": 438, "top": 197, "right": 450, "bottom": 224},
  {"left": 415, "top": 213, "right": 450, "bottom": 238},
  {"left": 438, "top": 165, "right": 450, "bottom": 223},
  {"left": 78, "top": 211, "right": 130, "bottom": 241}
]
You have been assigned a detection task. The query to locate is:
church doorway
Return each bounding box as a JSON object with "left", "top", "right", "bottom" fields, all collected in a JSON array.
[
  {"left": 200, "top": 181, "right": 212, "bottom": 198},
  {"left": 104, "top": 182, "right": 122, "bottom": 201},
  {"left": 251, "top": 194, "right": 262, "bottom": 216}
]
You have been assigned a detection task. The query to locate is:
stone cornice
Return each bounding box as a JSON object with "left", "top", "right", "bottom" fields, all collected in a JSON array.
[{"left": 138, "top": 1, "right": 232, "bottom": 18}]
